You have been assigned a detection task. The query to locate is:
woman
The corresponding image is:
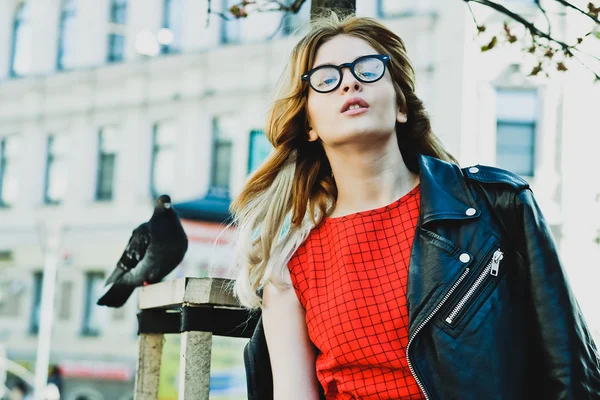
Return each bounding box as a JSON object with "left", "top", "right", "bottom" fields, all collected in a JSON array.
[{"left": 231, "top": 12, "right": 600, "bottom": 400}]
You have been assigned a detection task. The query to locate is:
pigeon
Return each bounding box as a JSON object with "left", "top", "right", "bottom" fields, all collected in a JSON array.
[{"left": 97, "top": 194, "right": 188, "bottom": 308}]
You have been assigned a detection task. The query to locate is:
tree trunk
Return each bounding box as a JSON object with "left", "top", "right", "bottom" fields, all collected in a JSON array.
[{"left": 310, "top": 0, "right": 356, "bottom": 20}]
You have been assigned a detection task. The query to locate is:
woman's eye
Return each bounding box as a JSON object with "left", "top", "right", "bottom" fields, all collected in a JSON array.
[{"left": 317, "top": 77, "right": 337, "bottom": 87}]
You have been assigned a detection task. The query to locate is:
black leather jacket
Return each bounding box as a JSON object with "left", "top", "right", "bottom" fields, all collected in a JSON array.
[{"left": 244, "top": 155, "right": 600, "bottom": 400}]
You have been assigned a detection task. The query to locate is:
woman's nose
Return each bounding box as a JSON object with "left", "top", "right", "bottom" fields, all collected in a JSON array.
[{"left": 340, "top": 68, "right": 362, "bottom": 93}]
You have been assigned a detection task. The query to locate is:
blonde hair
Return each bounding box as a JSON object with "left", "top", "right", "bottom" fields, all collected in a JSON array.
[{"left": 230, "top": 12, "right": 457, "bottom": 309}]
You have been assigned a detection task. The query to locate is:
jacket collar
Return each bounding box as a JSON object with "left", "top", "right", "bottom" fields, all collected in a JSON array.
[{"left": 417, "top": 154, "right": 480, "bottom": 225}]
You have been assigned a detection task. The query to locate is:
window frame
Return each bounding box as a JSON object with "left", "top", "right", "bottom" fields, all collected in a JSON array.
[
  {"left": 494, "top": 87, "right": 538, "bottom": 177},
  {"left": 150, "top": 122, "right": 177, "bottom": 198},
  {"left": 107, "top": 0, "right": 127, "bottom": 63},
  {"left": 9, "top": 1, "right": 32, "bottom": 78},
  {"left": 0, "top": 135, "right": 19, "bottom": 207},
  {"left": 0, "top": 138, "right": 7, "bottom": 206},
  {"left": 81, "top": 271, "right": 105, "bottom": 337},
  {"left": 29, "top": 271, "right": 43, "bottom": 335},
  {"left": 247, "top": 129, "right": 271, "bottom": 174},
  {"left": 160, "top": 0, "right": 181, "bottom": 54},
  {"left": 95, "top": 128, "right": 117, "bottom": 201},
  {"left": 44, "top": 133, "right": 69, "bottom": 205},
  {"left": 210, "top": 117, "right": 233, "bottom": 194},
  {"left": 56, "top": 0, "right": 77, "bottom": 71}
]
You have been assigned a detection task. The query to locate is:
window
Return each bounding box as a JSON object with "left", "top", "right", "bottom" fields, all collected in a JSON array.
[
  {"left": 81, "top": 272, "right": 105, "bottom": 336},
  {"left": 29, "top": 272, "right": 43, "bottom": 334},
  {"left": 96, "top": 127, "right": 119, "bottom": 201},
  {"left": 221, "top": 0, "right": 283, "bottom": 43},
  {"left": 211, "top": 117, "right": 234, "bottom": 193},
  {"left": 57, "top": 281, "right": 73, "bottom": 320},
  {"left": 0, "top": 136, "right": 20, "bottom": 206},
  {"left": 160, "top": 0, "right": 182, "bottom": 54},
  {"left": 377, "top": 0, "right": 414, "bottom": 16},
  {"left": 57, "top": 0, "right": 77, "bottom": 70},
  {"left": 248, "top": 130, "right": 271, "bottom": 173},
  {"left": 495, "top": 88, "right": 538, "bottom": 177},
  {"left": 0, "top": 281, "right": 22, "bottom": 318},
  {"left": 9, "top": 1, "right": 33, "bottom": 77},
  {"left": 107, "top": 0, "right": 127, "bottom": 62},
  {"left": 44, "top": 134, "right": 69, "bottom": 204},
  {"left": 221, "top": 0, "right": 241, "bottom": 43},
  {"left": 377, "top": 0, "right": 434, "bottom": 17},
  {"left": 281, "top": 1, "right": 310, "bottom": 36},
  {"left": 150, "top": 121, "right": 176, "bottom": 197}
]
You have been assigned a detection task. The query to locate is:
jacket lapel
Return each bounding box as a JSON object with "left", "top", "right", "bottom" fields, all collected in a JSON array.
[{"left": 407, "top": 155, "right": 480, "bottom": 335}]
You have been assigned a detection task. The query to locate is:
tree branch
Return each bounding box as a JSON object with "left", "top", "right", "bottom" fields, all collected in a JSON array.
[
  {"left": 465, "top": 0, "right": 567, "bottom": 46},
  {"left": 466, "top": 1, "right": 482, "bottom": 29},
  {"left": 267, "top": 11, "right": 288, "bottom": 39},
  {"left": 553, "top": 0, "right": 600, "bottom": 24},
  {"left": 288, "top": 0, "right": 308, "bottom": 13},
  {"left": 535, "top": 0, "right": 551, "bottom": 36},
  {"left": 466, "top": 0, "right": 600, "bottom": 80}
]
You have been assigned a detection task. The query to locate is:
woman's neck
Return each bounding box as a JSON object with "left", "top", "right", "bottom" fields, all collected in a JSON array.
[{"left": 325, "top": 135, "right": 419, "bottom": 218}]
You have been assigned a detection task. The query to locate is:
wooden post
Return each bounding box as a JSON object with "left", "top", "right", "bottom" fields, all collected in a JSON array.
[
  {"left": 135, "top": 278, "right": 255, "bottom": 400},
  {"left": 134, "top": 333, "right": 164, "bottom": 400},
  {"left": 178, "top": 330, "right": 213, "bottom": 400}
]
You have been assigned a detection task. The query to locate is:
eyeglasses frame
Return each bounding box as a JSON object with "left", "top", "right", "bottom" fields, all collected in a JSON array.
[{"left": 301, "top": 54, "right": 391, "bottom": 94}]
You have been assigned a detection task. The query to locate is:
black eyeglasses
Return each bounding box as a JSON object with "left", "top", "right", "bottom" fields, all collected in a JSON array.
[{"left": 301, "top": 54, "right": 390, "bottom": 94}]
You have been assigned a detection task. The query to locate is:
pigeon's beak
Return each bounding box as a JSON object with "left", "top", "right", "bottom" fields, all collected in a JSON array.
[{"left": 164, "top": 202, "right": 171, "bottom": 209}]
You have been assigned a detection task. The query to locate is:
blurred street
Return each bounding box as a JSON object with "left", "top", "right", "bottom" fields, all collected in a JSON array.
[{"left": 0, "top": 0, "right": 599, "bottom": 399}]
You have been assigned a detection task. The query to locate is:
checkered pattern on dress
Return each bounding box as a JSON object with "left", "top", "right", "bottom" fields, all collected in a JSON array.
[{"left": 288, "top": 184, "right": 424, "bottom": 400}]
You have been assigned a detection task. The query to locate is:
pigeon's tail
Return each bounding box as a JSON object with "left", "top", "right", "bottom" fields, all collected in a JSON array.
[{"left": 96, "top": 282, "right": 135, "bottom": 308}]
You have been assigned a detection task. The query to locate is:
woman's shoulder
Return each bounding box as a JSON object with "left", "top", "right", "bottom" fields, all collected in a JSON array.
[{"left": 461, "top": 163, "right": 530, "bottom": 192}]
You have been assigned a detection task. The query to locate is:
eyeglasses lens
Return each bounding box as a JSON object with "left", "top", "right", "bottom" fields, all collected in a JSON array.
[{"left": 354, "top": 57, "right": 385, "bottom": 82}]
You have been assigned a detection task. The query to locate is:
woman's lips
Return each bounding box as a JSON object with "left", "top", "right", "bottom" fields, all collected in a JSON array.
[{"left": 342, "top": 107, "right": 369, "bottom": 116}]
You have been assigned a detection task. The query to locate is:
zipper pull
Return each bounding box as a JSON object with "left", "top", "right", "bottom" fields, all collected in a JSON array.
[{"left": 490, "top": 249, "right": 504, "bottom": 276}]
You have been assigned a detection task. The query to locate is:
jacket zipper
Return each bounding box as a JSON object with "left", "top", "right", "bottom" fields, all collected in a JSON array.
[
  {"left": 445, "top": 249, "right": 504, "bottom": 325},
  {"left": 406, "top": 266, "right": 471, "bottom": 400}
]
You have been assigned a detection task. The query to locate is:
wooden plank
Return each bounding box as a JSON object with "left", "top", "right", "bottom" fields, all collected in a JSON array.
[
  {"left": 139, "top": 278, "right": 239, "bottom": 310},
  {"left": 178, "top": 331, "right": 213, "bottom": 400},
  {"left": 185, "top": 278, "right": 239, "bottom": 307},
  {"left": 134, "top": 333, "right": 164, "bottom": 400},
  {"left": 138, "top": 279, "right": 187, "bottom": 310}
]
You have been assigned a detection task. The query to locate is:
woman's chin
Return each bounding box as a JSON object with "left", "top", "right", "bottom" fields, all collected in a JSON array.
[{"left": 325, "top": 129, "right": 395, "bottom": 148}]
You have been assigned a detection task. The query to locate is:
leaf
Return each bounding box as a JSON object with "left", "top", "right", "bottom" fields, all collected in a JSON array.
[
  {"left": 481, "top": 36, "right": 498, "bottom": 52},
  {"left": 556, "top": 62, "right": 568, "bottom": 72},
  {"left": 529, "top": 63, "right": 543, "bottom": 76},
  {"left": 477, "top": 25, "right": 487, "bottom": 34},
  {"left": 595, "top": 32, "right": 600, "bottom": 40},
  {"left": 229, "top": 4, "right": 241, "bottom": 16},
  {"left": 544, "top": 49, "right": 554, "bottom": 58}
]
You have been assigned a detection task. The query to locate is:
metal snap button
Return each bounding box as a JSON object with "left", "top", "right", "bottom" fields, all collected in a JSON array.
[
  {"left": 459, "top": 253, "right": 471, "bottom": 263},
  {"left": 465, "top": 208, "right": 476, "bottom": 216},
  {"left": 468, "top": 167, "right": 479, "bottom": 173}
]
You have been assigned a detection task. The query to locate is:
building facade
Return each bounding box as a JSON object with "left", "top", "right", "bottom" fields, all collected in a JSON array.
[{"left": 0, "top": 0, "right": 598, "bottom": 399}]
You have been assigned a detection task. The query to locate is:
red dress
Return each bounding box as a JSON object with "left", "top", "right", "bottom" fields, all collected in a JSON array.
[{"left": 288, "top": 184, "right": 425, "bottom": 399}]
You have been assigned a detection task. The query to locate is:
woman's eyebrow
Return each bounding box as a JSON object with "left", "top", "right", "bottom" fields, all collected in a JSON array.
[{"left": 312, "top": 55, "right": 365, "bottom": 69}]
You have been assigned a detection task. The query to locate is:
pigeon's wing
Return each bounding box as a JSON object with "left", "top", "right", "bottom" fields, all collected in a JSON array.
[{"left": 106, "top": 223, "right": 151, "bottom": 284}]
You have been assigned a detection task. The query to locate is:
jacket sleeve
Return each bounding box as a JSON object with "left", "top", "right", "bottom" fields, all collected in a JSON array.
[{"left": 514, "top": 188, "right": 600, "bottom": 398}]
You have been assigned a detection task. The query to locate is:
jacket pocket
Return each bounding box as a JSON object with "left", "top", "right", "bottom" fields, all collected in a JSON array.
[
  {"left": 435, "top": 238, "right": 506, "bottom": 338},
  {"left": 444, "top": 248, "right": 504, "bottom": 326}
]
